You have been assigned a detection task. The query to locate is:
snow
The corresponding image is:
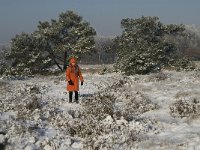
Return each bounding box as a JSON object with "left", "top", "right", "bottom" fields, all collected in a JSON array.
[
  {"left": 0, "top": 111, "right": 17, "bottom": 121},
  {"left": 1, "top": 68, "right": 200, "bottom": 149}
]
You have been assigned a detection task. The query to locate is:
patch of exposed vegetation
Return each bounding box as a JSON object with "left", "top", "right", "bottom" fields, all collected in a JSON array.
[{"left": 170, "top": 98, "right": 200, "bottom": 118}]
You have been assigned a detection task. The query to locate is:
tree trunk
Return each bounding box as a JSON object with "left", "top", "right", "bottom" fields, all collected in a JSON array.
[
  {"left": 49, "top": 52, "right": 63, "bottom": 71},
  {"left": 46, "top": 43, "right": 63, "bottom": 71},
  {"left": 63, "top": 51, "right": 67, "bottom": 71}
]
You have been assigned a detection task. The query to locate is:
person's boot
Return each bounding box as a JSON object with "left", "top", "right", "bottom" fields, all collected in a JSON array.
[
  {"left": 69, "top": 91, "right": 73, "bottom": 103},
  {"left": 75, "top": 91, "right": 79, "bottom": 103}
]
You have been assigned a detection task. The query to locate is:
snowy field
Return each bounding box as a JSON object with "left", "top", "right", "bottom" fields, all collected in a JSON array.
[{"left": 1, "top": 66, "right": 200, "bottom": 150}]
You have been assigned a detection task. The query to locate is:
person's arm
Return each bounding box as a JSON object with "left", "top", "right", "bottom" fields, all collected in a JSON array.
[
  {"left": 66, "top": 67, "right": 71, "bottom": 82},
  {"left": 66, "top": 67, "right": 74, "bottom": 85},
  {"left": 78, "top": 67, "right": 84, "bottom": 83}
]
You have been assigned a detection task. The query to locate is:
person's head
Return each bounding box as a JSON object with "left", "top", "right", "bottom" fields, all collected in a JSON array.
[{"left": 70, "top": 57, "right": 77, "bottom": 66}]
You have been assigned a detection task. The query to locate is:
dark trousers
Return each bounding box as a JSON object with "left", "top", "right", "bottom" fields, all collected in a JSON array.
[{"left": 69, "top": 91, "right": 78, "bottom": 102}]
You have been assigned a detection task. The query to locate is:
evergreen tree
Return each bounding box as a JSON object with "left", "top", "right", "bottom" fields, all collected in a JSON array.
[
  {"left": 7, "top": 11, "right": 96, "bottom": 74},
  {"left": 0, "top": 45, "right": 10, "bottom": 75},
  {"left": 114, "top": 16, "right": 195, "bottom": 75}
]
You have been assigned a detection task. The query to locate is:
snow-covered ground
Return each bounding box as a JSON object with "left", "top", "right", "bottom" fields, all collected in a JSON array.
[{"left": 1, "top": 67, "right": 200, "bottom": 150}]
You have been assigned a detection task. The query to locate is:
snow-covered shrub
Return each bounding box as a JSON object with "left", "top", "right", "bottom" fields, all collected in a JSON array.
[
  {"left": 26, "top": 95, "right": 41, "bottom": 111},
  {"left": 86, "top": 124, "right": 141, "bottom": 150},
  {"left": 121, "top": 92, "right": 158, "bottom": 121},
  {"left": 170, "top": 98, "right": 200, "bottom": 118},
  {"left": 82, "top": 93, "right": 116, "bottom": 121},
  {"left": 0, "top": 83, "right": 46, "bottom": 121},
  {"left": 148, "top": 72, "right": 169, "bottom": 82},
  {"left": 82, "top": 115, "right": 158, "bottom": 150},
  {"left": 174, "top": 91, "right": 190, "bottom": 99},
  {"left": 98, "top": 65, "right": 108, "bottom": 75},
  {"left": 98, "top": 65, "right": 114, "bottom": 75},
  {"left": 66, "top": 114, "right": 105, "bottom": 139},
  {"left": 2, "top": 67, "right": 34, "bottom": 80},
  {"left": 67, "top": 109, "right": 82, "bottom": 119},
  {"left": 101, "top": 76, "right": 130, "bottom": 92}
]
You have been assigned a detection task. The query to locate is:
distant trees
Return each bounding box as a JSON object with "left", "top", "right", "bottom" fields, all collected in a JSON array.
[
  {"left": 95, "top": 37, "right": 115, "bottom": 64},
  {"left": 6, "top": 11, "right": 96, "bottom": 74},
  {"left": 183, "top": 25, "right": 200, "bottom": 60},
  {"left": 78, "top": 36, "right": 116, "bottom": 64},
  {"left": 114, "top": 16, "right": 195, "bottom": 75}
]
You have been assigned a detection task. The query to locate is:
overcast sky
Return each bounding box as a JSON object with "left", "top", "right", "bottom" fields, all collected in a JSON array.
[{"left": 0, "top": 0, "right": 199, "bottom": 43}]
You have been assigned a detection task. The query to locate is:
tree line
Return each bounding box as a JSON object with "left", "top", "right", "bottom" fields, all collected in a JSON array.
[{"left": 0, "top": 10, "right": 199, "bottom": 75}]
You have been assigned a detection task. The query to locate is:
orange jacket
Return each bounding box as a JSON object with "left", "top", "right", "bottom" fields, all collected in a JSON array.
[{"left": 66, "top": 64, "right": 84, "bottom": 91}]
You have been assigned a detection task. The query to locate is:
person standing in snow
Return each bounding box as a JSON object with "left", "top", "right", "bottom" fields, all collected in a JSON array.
[{"left": 66, "top": 57, "right": 84, "bottom": 103}]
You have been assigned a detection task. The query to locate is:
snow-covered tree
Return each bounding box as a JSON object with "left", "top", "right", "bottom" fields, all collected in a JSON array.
[
  {"left": 36, "top": 11, "right": 96, "bottom": 70},
  {"left": 0, "top": 45, "right": 10, "bottom": 75},
  {"left": 6, "top": 33, "right": 52, "bottom": 75},
  {"left": 114, "top": 16, "right": 195, "bottom": 75},
  {"left": 7, "top": 11, "right": 96, "bottom": 73}
]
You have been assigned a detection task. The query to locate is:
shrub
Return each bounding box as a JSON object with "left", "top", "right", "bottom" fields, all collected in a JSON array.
[
  {"left": 148, "top": 72, "right": 169, "bottom": 82},
  {"left": 26, "top": 95, "right": 41, "bottom": 111},
  {"left": 121, "top": 92, "right": 158, "bottom": 121},
  {"left": 170, "top": 98, "right": 200, "bottom": 118},
  {"left": 81, "top": 93, "right": 116, "bottom": 121}
]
